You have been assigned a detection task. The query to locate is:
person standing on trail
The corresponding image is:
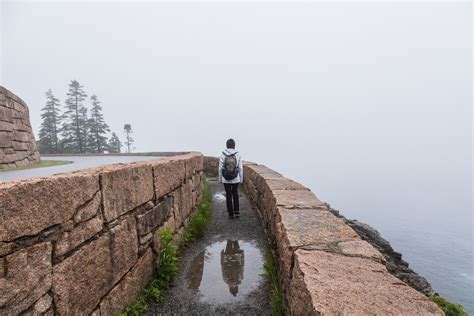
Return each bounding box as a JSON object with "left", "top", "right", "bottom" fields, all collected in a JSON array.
[{"left": 218, "top": 139, "right": 243, "bottom": 219}]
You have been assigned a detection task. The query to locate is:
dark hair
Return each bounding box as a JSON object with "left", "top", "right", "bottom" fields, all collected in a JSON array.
[{"left": 226, "top": 139, "right": 235, "bottom": 149}]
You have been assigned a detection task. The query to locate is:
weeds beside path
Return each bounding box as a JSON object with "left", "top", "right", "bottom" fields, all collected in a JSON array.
[{"left": 120, "top": 178, "right": 212, "bottom": 315}]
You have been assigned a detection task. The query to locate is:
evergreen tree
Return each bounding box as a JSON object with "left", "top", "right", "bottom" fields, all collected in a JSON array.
[
  {"left": 108, "top": 132, "right": 122, "bottom": 153},
  {"left": 88, "top": 95, "right": 110, "bottom": 153},
  {"left": 38, "top": 89, "right": 61, "bottom": 153},
  {"left": 80, "top": 106, "right": 92, "bottom": 152},
  {"left": 124, "top": 124, "right": 134, "bottom": 153},
  {"left": 61, "top": 80, "right": 88, "bottom": 153}
]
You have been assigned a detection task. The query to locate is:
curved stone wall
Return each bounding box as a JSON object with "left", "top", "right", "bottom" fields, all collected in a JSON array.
[
  {"left": 204, "top": 156, "right": 442, "bottom": 315},
  {"left": 0, "top": 153, "right": 443, "bottom": 315},
  {"left": 0, "top": 153, "right": 203, "bottom": 315},
  {"left": 0, "top": 86, "right": 41, "bottom": 169}
]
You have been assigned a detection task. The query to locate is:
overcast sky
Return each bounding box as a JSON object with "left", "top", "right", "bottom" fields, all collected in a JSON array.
[{"left": 1, "top": 1, "right": 471, "bottom": 202}]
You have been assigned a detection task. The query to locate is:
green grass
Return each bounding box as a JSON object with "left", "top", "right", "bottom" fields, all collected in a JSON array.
[
  {"left": 119, "top": 229, "right": 178, "bottom": 316},
  {"left": 263, "top": 247, "right": 284, "bottom": 316},
  {"left": 0, "top": 159, "right": 71, "bottom": 172},
  {"left": 429, "top": 295, "right": 467, "bottom": 316},
  {"left": 120, "top": 177, "right": 212, "bottom": 316},
  {"left": 179, "top": 178, "right": 212, "bottom": 249},
  {"left": 118, "top": 295, "right": 147, "bottom": 316},
  {"left": 142, "top": 152, "right": 165, "bottom": 157},
  {"left": 154, "top": 229, "right": 179, "bottom": 293}
]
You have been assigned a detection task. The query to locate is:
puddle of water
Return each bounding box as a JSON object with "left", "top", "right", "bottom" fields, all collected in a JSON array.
[
  {"left": 213, "top": 192, "right": 245, "bottom": 202},
  {"left": 185, "top": 240, "right": 264, "bottom": 304},
  {"left": 213, "top": 192, "right": 226, "bottom": 202}
]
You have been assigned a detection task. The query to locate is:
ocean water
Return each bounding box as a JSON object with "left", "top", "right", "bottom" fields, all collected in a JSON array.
[{"left": 267, "top": 153, "right": 473, "bottom": 313}]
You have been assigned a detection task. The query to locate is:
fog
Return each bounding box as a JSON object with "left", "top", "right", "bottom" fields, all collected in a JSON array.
[
  {"left": 2, "top": 2, "right": 470, "bottom": 156},
  {"left": 1, "top": 1, "right": 473, "bottom": 310}
]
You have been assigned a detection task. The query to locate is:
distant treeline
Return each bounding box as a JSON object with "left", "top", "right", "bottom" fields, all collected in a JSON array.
[{"left": 38, "top": 80, "right": 134, "bottom": 154}]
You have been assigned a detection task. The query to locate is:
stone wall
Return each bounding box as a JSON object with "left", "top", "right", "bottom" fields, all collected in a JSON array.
[
  {"left": 0, "top": 152, "right": 203, "bottom": 315},
  {"left": 203, "top": 156, "right": 442, "bottom": 315},
  {"left": 0, "top": 86, "right": 41, "bottom": 169}
]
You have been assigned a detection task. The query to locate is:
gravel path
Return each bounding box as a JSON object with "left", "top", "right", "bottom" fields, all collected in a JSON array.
[{"left": 150, "top": 178, "right": 271, "bottom": 315}]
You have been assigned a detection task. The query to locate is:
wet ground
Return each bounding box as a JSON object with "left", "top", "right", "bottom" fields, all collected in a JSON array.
[
  {"left": 0, "top": 155, "right": 160, "bottom": 181},
  {"left": 150, "top": 178, "right": 271, "bottom": 315}
]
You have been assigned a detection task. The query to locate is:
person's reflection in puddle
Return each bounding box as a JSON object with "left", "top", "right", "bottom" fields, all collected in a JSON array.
[{"left": 220, "top": 240, "right": 245, "bottom": 296}]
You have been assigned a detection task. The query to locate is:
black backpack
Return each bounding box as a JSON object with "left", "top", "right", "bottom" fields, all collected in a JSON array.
[{"left": 222, "top": 152, "right": 239, "bottom": 180}]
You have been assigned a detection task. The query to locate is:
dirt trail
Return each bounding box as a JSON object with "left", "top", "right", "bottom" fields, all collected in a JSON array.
[{"left": 150, "top": 178, "right": 271, "bottom": 315}]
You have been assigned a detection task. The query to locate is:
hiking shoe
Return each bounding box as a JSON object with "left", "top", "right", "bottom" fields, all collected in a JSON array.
[{"left": 234, "top": 211, "right": 240, "bottom": 217}]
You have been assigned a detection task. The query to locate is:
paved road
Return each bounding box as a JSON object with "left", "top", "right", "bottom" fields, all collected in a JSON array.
[
  {"left": 0, "top": 155, "right": 160, "bottom": 181},
  {"left": 150, "top": 178, "right": 271, "bottom": 315}
]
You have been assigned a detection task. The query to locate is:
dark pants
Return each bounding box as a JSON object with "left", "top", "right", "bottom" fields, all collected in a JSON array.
[{"left": 224, "top": 183, "right": 239, "bottom": 215}]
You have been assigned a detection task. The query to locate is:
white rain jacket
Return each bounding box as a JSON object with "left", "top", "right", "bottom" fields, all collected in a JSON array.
[{"left": 218, "top": 148, "right": 243, "bottom": 184}]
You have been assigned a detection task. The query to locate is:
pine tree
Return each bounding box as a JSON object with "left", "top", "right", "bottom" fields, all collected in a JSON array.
[
  {"left": 61, "top": 80, "right": 88, "bottom": 153},
  {"left": 124, "top": 124, "right": 134, "bottom": 153},
  {"left": 38, "top": 89, "right": 61, "bottom": 153},
  {"left": 88, "top": 95, "right": 110, "bottom": 153},
  {"left": 80, "top": 106, "right": 92, "bottom": 153},
  {"left": 108, "top": 132, "right": 122, "bottom": 153}
]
